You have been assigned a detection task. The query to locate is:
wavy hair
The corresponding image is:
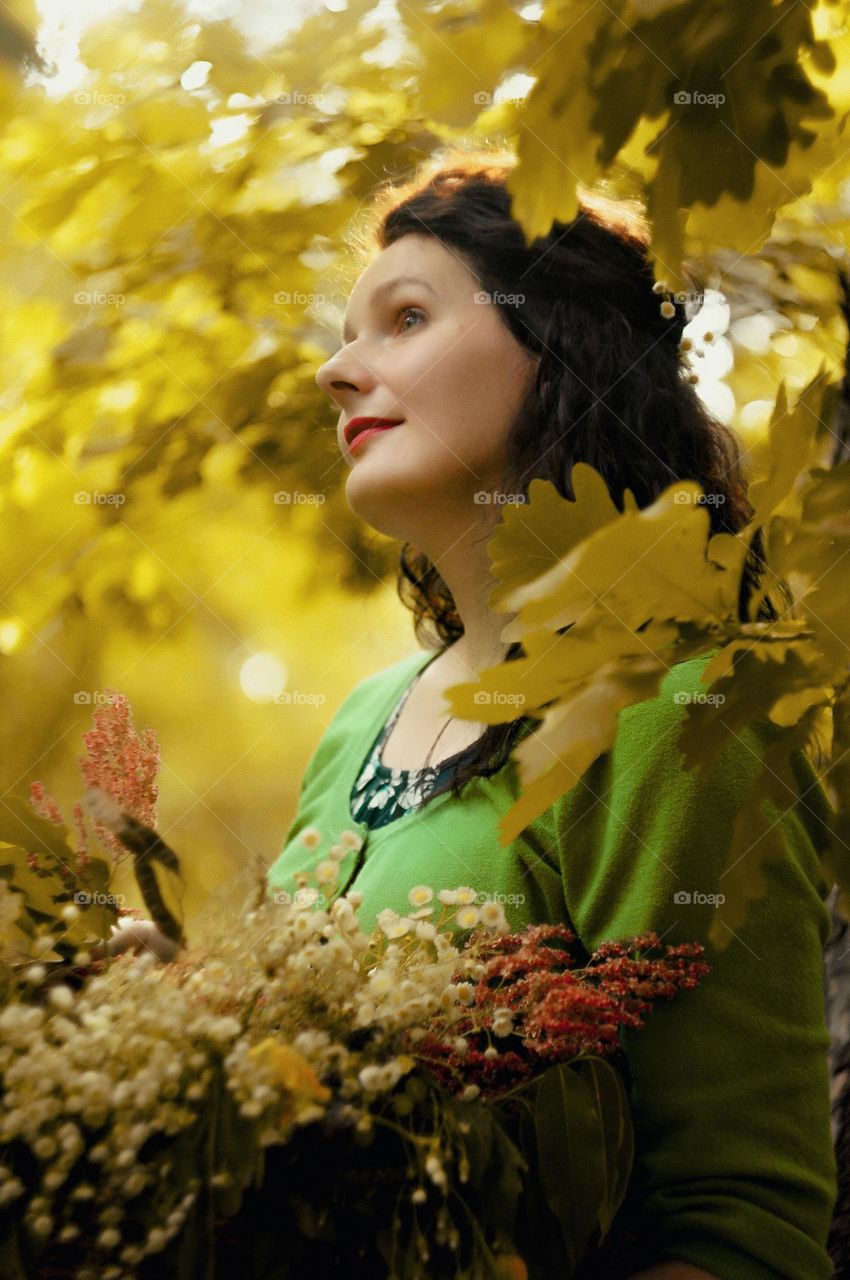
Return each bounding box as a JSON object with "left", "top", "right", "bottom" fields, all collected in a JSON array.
[{"left": 349, "top": 146, "right": 786, "bottom": 806}]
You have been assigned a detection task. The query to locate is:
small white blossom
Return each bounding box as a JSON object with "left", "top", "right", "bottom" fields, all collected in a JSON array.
[
  {"left": 48, "top": 985, "right": 74, "bottom": 1012},
  {"left": 297, "top": 827, "right": 323, "bottom": 850},
  {"left": 338, "top": 829, "right": 364, "bottom": 851},
  {"left": 478, "top": 901, "right": 507, "bottom": 929}
]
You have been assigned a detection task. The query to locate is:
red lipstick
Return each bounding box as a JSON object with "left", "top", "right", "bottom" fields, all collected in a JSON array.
[{"left": 344, "top": 416, "right": 404, "bottom": 451}]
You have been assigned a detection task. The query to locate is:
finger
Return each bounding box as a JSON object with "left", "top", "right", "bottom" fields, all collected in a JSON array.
[{"left": 111, "top": 921, "right": 179, "bottom": 963}]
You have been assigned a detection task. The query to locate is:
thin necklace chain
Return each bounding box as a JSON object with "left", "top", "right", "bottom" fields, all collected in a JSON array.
[
  {"left": 397, "top": 664, "right": 455, "bottom": 774},
  {"left": 422, "top": 715, "right": 455, "bottom": 772}
]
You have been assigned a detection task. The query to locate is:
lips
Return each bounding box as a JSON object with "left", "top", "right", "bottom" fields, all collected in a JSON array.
[{"left": 344, "top": 416, "right": 404, "bottom": 447}]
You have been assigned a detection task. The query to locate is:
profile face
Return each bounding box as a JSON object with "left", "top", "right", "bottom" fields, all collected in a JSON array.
[{"left": 314, "top": 233, "right": 540, "bottom": 545}]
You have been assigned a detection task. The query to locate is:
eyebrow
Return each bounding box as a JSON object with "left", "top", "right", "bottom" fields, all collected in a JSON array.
[{"left": 341, "top": 274, "right": 437, "bottom": 343}]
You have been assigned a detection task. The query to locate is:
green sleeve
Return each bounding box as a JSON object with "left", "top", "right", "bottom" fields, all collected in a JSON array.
[{"left": 556, "top": 661, "right": 837, "bottom": 1279}]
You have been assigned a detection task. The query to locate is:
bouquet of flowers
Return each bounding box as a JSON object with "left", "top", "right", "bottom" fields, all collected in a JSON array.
[{"left": 0, "top": 695, "right": 710, "bottom": 1280}]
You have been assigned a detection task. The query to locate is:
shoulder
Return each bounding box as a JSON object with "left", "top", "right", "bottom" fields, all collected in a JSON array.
[
  {"left": 555, "top": 650, "right": 777, "bottom": 856},
  {"left": 283, "top": 649, "right": 434, "bottom": 793},
  {"left": 614, "top": 650, "right": 780, "bottom": 771},
  {"left": 618, "top": 652, "right": 716, "bottom": 735}
]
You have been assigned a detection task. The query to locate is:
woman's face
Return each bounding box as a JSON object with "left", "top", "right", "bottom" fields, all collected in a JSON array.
[{"left": 314, "top": 233, "right": 539, "bottom": 545}]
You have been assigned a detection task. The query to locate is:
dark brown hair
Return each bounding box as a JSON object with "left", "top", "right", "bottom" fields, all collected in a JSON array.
[{"left": 351, "top": 145, "right": 785, "bottom": 805}]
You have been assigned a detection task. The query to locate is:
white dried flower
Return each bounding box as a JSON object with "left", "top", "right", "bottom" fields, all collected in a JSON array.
[
  {"left": 338, "top": 830, "right": 364, "bottom": 851},
  {"left": 297, "top": 827, "right": 323, "bottom": 850},
  {"left": 48, "top": 985, "right": 74, "bottom": 1012},
  {"left": 478, "top": 901, "right": 507, "bottom": 929}
]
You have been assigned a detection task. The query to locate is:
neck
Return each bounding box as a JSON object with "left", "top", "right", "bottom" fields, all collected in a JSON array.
[{"left": 425, "top": 523, "right": 515, "bottom": 678}]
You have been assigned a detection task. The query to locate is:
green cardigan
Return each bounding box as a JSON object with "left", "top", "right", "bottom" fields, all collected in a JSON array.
[{"left": 266, "top": 648, "right": 838, "bottom": 1279}]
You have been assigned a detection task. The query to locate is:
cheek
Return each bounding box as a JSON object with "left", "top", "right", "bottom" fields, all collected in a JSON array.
[
  {"left": 451, "top": 334, "right": 534, "bottom": 440},
  {"left": 388, "top": 324, "right": 535, "bottom": 469}
]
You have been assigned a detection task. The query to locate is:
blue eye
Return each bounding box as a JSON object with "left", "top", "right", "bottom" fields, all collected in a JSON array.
[{"left": 394, "top": 305, "right": 425, "bottom": 333}]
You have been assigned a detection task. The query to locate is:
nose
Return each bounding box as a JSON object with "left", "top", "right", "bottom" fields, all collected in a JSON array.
[{"left": 315, "top": 346, "right": 377, "bottom": 402}]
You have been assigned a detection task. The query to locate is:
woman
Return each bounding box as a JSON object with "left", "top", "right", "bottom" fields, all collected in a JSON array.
[
  {"left": 140, "top": 148, "right": 840, "bottom": 1277},
  {"left": 266, "top": 149, "right": 839, "bottom": 1278}
]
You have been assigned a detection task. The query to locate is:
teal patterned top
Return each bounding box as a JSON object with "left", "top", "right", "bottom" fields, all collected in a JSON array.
[{"left": 349, "top": 651, "right": 481, "bottom": 829}]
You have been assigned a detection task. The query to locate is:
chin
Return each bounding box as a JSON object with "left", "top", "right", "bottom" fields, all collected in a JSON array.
[{"left": 343, "top": 473, "right": 431, "bottom": 542}]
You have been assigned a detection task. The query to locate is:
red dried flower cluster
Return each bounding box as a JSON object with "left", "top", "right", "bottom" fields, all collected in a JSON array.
[
  {"left": 29, "top": 691, "right": 160, "bottom": 870},
  {"left": 412, "top": 924, "right": 710, "bottom": 1099}
]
